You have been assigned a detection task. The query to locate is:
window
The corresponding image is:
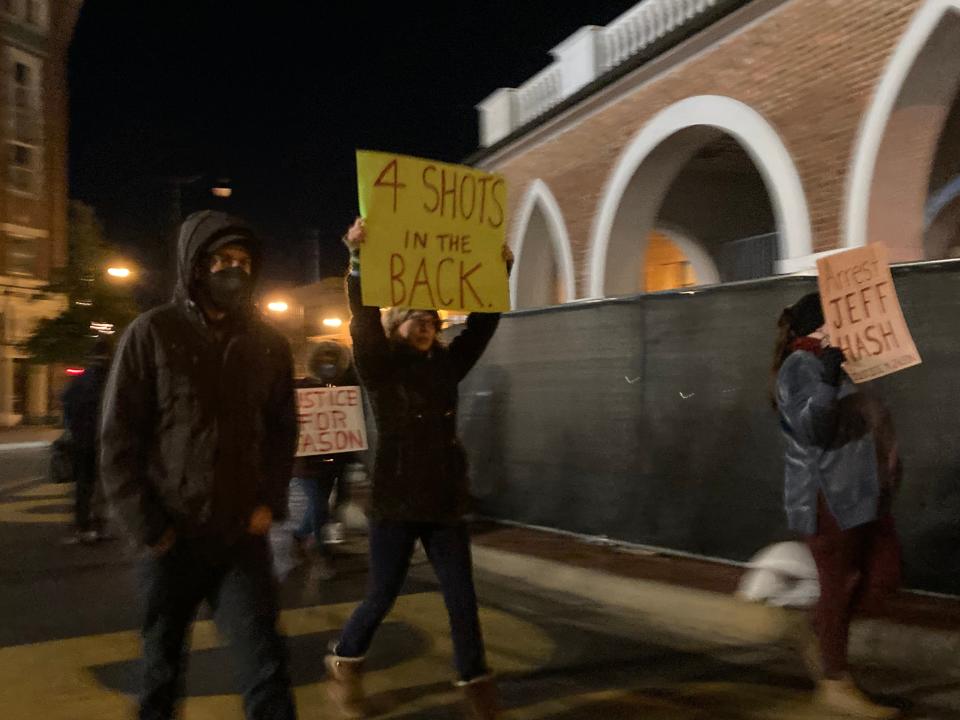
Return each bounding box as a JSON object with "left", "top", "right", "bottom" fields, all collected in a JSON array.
[
  {"left": 3, "top": 0, "right": 47, "bottom": 29},
  {"left": 4, "top": 235, "right": 38, "bottom": 277},
  {"left": 5, "top": 49, "right": 42, "bottom": 196},
  {"left": 25, "top": 0, "right": 47, "bottom": 28}
]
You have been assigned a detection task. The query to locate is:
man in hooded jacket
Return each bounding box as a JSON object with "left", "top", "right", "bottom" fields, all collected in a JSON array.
[{"left": 100, "top": 210, "right": 299, "bottom": 720}]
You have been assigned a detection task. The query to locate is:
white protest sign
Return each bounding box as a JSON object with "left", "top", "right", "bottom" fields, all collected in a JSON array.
[
  {"left": 295, "top": 386, "right": 368, "bottom": 456},
  {"left": 816, "top": 244, "right": 921, "bottom": 383}
]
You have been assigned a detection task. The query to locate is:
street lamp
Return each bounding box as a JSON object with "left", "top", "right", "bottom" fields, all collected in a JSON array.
[
  {"left": 211, "top": 178, "right": 233, "bottom": 198},
  {"left": 266, "top": 300, "right": 289, "bottom": 314},
  {"left": 322, "top": 317, "right": 343, "bottom": 328},
  {"left": 107, "top": 266, "right": 131, "bottom": 279}
]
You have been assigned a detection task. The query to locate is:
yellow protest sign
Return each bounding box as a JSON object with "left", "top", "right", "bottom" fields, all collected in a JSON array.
[
  {"left": 816, "top": 243, "right": 921, "bottom": 382},
  {"left": 356, "top": 150, "right": 509, "bottom": 312}
]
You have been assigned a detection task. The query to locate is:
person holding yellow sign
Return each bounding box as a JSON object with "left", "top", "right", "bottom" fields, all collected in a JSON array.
[{"left": 324, "top": 217, "right": 511, "bottom": 720}]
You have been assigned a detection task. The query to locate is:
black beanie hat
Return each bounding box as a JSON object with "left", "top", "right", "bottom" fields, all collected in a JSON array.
[{"left": 786, "top": 292, "right": 824, "bottom": 336}]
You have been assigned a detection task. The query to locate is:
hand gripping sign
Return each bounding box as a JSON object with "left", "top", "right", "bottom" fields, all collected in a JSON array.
[
  {"left": 816, "top": 244, "right": 921, "bottom": 383},
  {"left": 356, "top": 150, "right": 510, "bottom": 313},
  {"left": 296, "top": 386, "right": 368, "bottom": 457}
]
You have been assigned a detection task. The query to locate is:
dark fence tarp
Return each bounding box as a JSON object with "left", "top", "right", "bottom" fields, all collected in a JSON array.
[{"left": 456, "top": 261, "right": 960, "bottom": 595}]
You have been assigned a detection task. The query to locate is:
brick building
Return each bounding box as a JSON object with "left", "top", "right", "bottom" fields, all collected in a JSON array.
[
  {"left": 470, "top": 0, "right": 960, "bottom": 308},
  {"left": 0, "top": 0, "right": 81, "bottom": 425}
]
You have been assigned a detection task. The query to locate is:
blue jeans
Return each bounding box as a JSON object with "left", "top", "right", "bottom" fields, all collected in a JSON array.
[
  {"left": 336, "top": 521, "right": 488, "bottom": 681},
  {"left": 292, "top": 476, "right": 335, "bottom": 543},
  {"left": 293, "top": 463, "right": 348, "bottom": 544},
  {"left": 138, "top": 535, "right": 296, "bottom": 720}
]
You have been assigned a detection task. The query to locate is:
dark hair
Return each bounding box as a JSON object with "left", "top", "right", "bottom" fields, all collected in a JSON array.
[
  {"left": 770, "top": 307, "right": 797, "bottom": 410},
  {"left": 770, "top": 291, "right": 823, "bottom": 409}
]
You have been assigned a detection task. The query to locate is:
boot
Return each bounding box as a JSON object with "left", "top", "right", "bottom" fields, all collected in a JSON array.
[
  {"left": 456, "top": 674, "right": 500, "bottom": 720},
  {"left": 324, "top": 652, "right": 366, "bottom": 718},
  {"left": 816, "top": 675, "right": 899, "bottom": 718}
]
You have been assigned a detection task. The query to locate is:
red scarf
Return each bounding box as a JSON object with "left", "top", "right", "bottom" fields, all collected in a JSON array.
[{"left": 790, "top": 336, "right": 824, "bottom": 356}]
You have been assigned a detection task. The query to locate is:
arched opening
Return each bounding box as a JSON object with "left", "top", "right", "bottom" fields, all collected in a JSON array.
[
  {"left": 925, "top": 71, "right": 960, "bottom": 257},
  {"left": 510, "top": 180, "right": 576, "bottom": 309},
  {"left": 644, "top": 232, "right": 697, "bottom": 292},
  {"left": 845, "top": 0, "right": 960, "bottom": 260},
  {"left": 644, "top": 227, "right": 722, "bottom": 292},
  {"left": 589, "top": 96, "right": 811, "bottom": 297}
]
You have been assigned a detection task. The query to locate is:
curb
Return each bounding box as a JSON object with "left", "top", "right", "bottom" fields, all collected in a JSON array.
[
  {"left": 0, "top": 441, "right": 52, "bottom": 452},
  {"left": 471, "top": 544, "right": 960, "bottom": 677}
]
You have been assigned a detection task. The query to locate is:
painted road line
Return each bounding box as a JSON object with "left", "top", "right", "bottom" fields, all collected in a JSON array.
[
  {"left": 0, "top": 593, "right": 554, "bottom": 720},
  {"left": 0, "top": 442, "right": 53, "bottom": 452}
]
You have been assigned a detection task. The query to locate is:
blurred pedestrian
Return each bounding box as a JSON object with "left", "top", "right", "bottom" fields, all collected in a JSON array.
[
  {"left": 100, "top": 210, "right": 299, "bottom": 720},
  {"left": 61, "top": 337, "right": 113, "bottom": 544},
  {"left": 323, "top": 217, "right": 511, "bottom": 720},
  {"left": 772, "top": 291, "right": 902, "bottom": 719},
  {"left": 291, "top": 339, "right": 363, "bottom": 577}
]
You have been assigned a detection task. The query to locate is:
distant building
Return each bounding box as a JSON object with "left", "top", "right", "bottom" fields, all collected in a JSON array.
[
  {"left": 0, "top": 0, "right": 81, "bottom": 425},
  {"left": 471, "top": 0, "right": 960, "bottom": 308}
]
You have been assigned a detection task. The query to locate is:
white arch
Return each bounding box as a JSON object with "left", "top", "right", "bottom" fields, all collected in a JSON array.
[
  {"left": 510, "top": 179, "right": 577, "bottom": 307},
  {"left": 587, "top": 95, "right": 812, "bottom": 298},
  {"left": 845, "top": 0, "right": 960, "bottom": 249}
]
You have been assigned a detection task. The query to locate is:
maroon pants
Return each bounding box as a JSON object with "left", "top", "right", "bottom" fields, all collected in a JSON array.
[{"left": 806, "top": 496, "right": 901, "bottom": 678}]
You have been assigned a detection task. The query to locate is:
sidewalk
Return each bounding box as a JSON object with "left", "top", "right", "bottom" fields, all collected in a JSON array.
[
  {"left": 0, "top": 425, "right": 60, "bottom": 449},
  {"left": 469, "top": 521, "right": 960, "bottom": 677}
]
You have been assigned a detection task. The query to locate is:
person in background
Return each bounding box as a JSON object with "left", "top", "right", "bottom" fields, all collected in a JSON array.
[
  {"left": 61, "top": 337, "right": 113, "bottom": 545},
  {"left": 772, "top": 291, "right": 902, "bottom": 719},
  {"left": 291, "top": 339, "right": 362, "bottom": 577},
  {"left": 323, "top": 217, "right": 511, "bottom": 720}
]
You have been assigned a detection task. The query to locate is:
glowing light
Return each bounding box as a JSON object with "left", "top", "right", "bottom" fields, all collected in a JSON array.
[
  {"left": 107, "top": 267, "right": 131, "bottom": 279},
  {"left": 65, "top": 368, "right": 85, "bottom": 376},
  {"left": 90, "top": 321, "right": 115, "bottom": 335},
  {"left": 211, "top": 186, "right": 232, "bottom": 198},
  {"left": 266, "top": 301, "right": 289, "bottom": 313},
  {"left": 322, "top": 317, "right": 342, "bottom": 328}
]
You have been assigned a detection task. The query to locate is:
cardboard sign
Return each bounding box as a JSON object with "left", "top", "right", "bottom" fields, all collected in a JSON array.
[
  {"left": 356, "top": 150, "right": 510, "bottom": 313},
  {"left": 295, "top": 386, "right": 368, "bottom": 457},
  {"left": 816, "top": 244, "right": 921, "bottom": 382}
]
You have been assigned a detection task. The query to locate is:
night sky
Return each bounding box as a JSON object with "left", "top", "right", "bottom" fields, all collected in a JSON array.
[{"left": 68, "top": 1, "right": 637, "bottom": 302}]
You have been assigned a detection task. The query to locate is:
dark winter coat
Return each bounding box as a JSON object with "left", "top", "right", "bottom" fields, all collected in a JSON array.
[
  {"left": 100, "top": 211, "right": 297, "bottom": 547},
  {"left": 62, "top": 361, "right": 109, "bottom": 451},
  {"left": 347, "top": 273, "right": 498, "bottom": 524}
]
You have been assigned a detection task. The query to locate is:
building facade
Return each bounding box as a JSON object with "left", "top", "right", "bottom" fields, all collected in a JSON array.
[
  {"left": 472, "top": 0, "right": 960, "bottom": 309},
  {"left": 0, "top": 0, "right": 81, "bottom": 425}
]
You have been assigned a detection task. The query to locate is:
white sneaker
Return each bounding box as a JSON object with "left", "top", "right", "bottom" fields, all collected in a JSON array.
[
  {"left": 323, "top": 522, "right": 346, "bottom": 545},
  {"left": 61, "top": 530, "right": 98, "bottom": 546}
]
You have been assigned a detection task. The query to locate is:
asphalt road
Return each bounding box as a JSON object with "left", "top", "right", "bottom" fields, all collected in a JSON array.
[{"left": 1, "top": 445, "right": 958, "bottom": 719}]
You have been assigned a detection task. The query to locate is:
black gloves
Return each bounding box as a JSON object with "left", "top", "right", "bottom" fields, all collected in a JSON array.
[{"left": 820, "top": 347, "right": 845, "bottom": 386}]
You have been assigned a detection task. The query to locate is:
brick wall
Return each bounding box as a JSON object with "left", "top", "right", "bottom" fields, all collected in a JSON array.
[{"left": 485, "top": 0, "right": 927, "bottom": 296}]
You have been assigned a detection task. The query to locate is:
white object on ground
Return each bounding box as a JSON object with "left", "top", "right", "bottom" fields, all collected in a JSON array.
[{"left": 737, "top": 541, "right": 820, "bottom": 608}]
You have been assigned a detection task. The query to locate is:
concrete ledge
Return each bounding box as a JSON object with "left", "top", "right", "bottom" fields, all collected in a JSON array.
[{"left": 472, "top": 544, "right": 960, "bottom": 677}]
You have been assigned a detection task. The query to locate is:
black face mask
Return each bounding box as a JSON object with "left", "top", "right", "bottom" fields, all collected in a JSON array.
[
  {"left": 316, "top": 362, "right": 337, "bottom": 380},
  {"left": 203, "top": 267, "right": 253, "bottom": 313}
]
